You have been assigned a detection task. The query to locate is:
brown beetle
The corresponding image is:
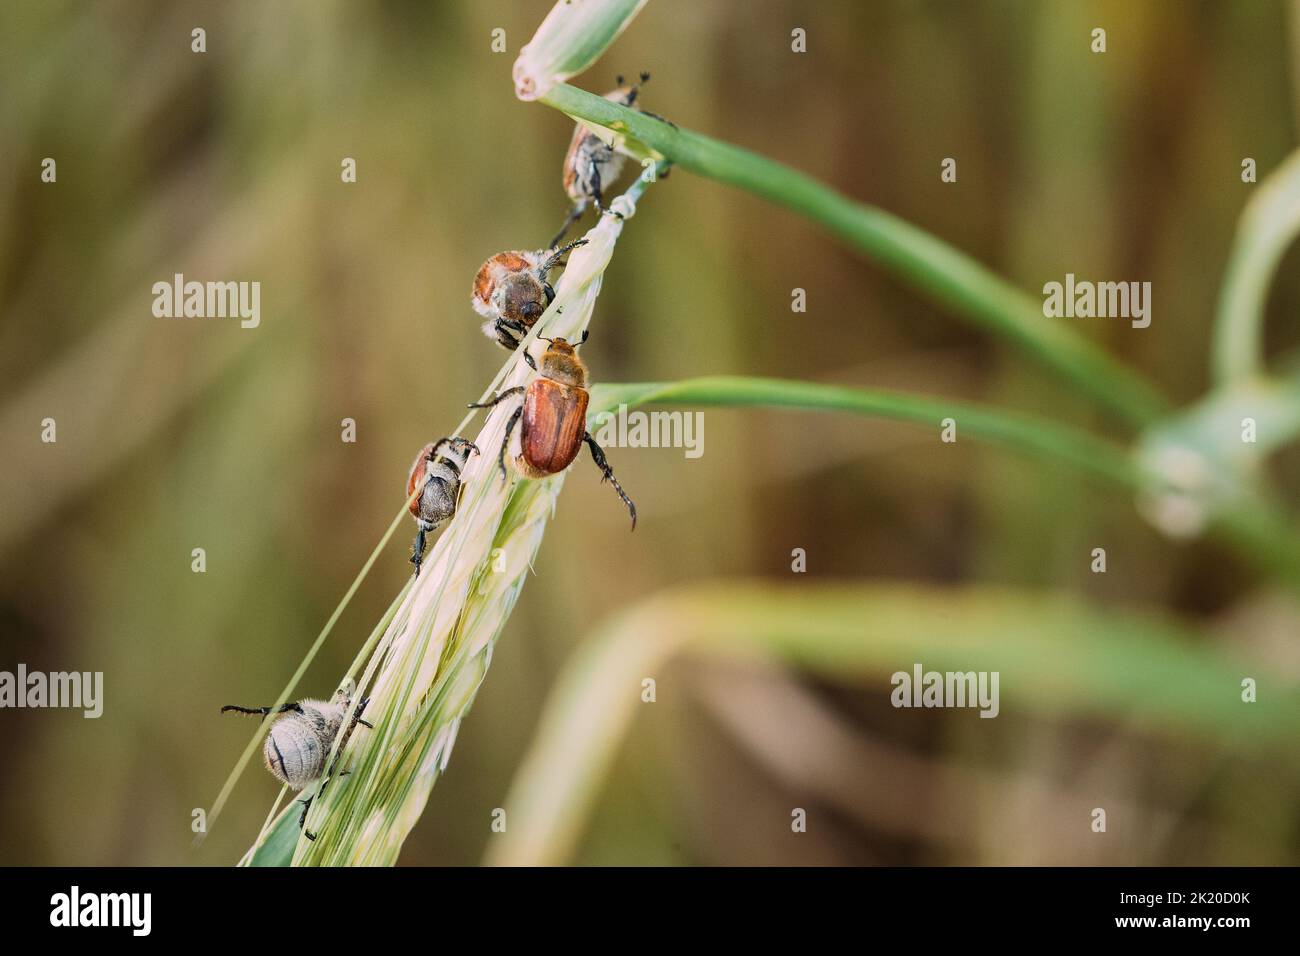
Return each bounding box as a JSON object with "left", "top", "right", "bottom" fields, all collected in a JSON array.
[
  {"left": 406, "top": 436, "right": 478, "bottom": 575},
  {"left": 471, "top": 240, "right": 587, "bottom": 351},
  {"left": 469, "top": 332, "right": 636, "bottom": 528},
  {"left": 550, "top": 73, "right": 653, "bottom": 248}
]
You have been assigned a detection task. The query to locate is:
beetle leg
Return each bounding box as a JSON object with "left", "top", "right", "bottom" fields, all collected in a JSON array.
[
  {"left": 298, "top": 796, "right": 316, "bottom": 840},
  {"left": 498, "top": 406, "right": 524, "bottom": 481},
  {"left": 410, "top": 525, "right": 427, "bottom": 576},
  {"left": 549, "top": 201, "right": 587, "bottom": 249},
  {"left": 523, "top": 350, "right": 537, "bottom": 372},
  {"left": 589, "top": 156, "right": 605, "bottom": 212},
  {"left": 639, "top": 109, "right": 677, "bottom": 130},
  {"left": 354, "top": 697, "right": 373, "bottom": 730},
  {"left": 598, "top": 153, "right": 624, "bottom": 223},
  {"left": 468, "top": 386, "right": 526, "bottom": 411},
  {"left": 493, "top": 317, "right": 529, "bottom": 351},
  {"left": 539, "top": 237, "right": 588, "bottom": 275},
  {"left": 221, "top": 701, "right": 304, "bottom": 717},
  {"left": 584, "top": 433, "right": 637, "bottom": 529},
  {"left": 320, "top": 698, "right": 373, "bottom": 782}
]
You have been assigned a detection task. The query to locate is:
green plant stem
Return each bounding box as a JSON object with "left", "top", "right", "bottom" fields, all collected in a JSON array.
[
  {"left": 1212, "top": 148, "right": 1300, "bottom": 384},
  {"left": 591, "top": 376, "right": 1300, "bottom": 591},
  {"left": 201, "top": 507, "right": 414, "bottom": 847},
  {"left": 591, "top": 377, "right": 1141, "bottom": 487},
  {"left": 542, "top": 82, "right": 1169, "bottom": 428},
  {"left": 245, "top": 171, "right": 666, "bottom": 866}
]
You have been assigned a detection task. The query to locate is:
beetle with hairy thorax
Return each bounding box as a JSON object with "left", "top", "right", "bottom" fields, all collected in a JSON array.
[
  {"left": 471, "top": 240, "right": 587, "bottom": 351},
  {"left": 221, "top": 679, "right": 372, "bottom": 839},
  {"left": 468, "top": 332, "right": 636, "bottom": 527},
  {"left": 405, "top": 435, "right": 478, "bottom": 576},
  {"left": 550, "top": 72, "right": 657, "bottom": 248}
]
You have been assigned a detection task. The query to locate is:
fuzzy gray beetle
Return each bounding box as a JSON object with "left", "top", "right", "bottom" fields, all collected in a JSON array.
[{"left": 222, "top": 679, "right": 371, "bottom": 839}]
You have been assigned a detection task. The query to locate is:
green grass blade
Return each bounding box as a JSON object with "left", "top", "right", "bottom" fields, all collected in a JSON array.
[
  {"left": 541, "top": 82, "right": 1169, "bottom": 427},
  {"left": 1142, "top": 365, "right": 1300, "bottom": 469},
  {"left": 589, "top": 376, "right": 1141, "bottom": 488},
  {"left": 242, "top": 802, "right": 300, "bottom": 868},
  {"left": 591, "top": 375, "right": 1300, "bottom": 590},
  {"left": 199, "top": 509, "right": 414, "bottom": 847}
]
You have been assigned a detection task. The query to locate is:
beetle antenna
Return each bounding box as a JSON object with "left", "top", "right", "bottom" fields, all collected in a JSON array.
[
  {"left": 623, "top": 72, "right": 650, "bottom": 107},
  {"left": 221, "top": 702, "right": 304, "bottom": 717}
]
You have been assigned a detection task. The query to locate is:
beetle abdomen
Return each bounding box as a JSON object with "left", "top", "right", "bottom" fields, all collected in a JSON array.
[
  {"left": 406, "top": 447, "right": 434, "bottom": 518},
  {"left": 262, "top": 703, "right": 342, "bottom": 790},
  {"left": 407, "top": 441, "right": 472, "bottom": 526},
  {"left": 521, "top": 378, "right": 588, "bottom": 475},
  {"left": 416, "top": 476, "right": 456, "bottom": 529},
  {"left": 472, "top": 251, "right": 533, "bottom": 313}
]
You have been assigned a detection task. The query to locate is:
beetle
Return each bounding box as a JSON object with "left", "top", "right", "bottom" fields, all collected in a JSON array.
[
  {"left": 550, "top": 72, "right": 654, "bottom": 248},
  {"left": 468, "top": 331, "right": 636, "bottom": 528},
  {"left": 406, "top": 436, "right": 478, "bottom": 576},
  {"left": 221, "top": 679, "right": 372, "bottom": 839},
  {"left": 472, "top": 240, "right": 587, "bottom": 351}
]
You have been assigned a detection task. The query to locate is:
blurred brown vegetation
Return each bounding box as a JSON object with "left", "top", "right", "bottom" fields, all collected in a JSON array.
[{"left": 1, "top": 0, "right": 1299, "bottom": 865}]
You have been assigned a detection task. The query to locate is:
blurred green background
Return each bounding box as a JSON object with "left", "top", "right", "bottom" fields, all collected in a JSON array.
[{"left": 2, "top": 0, "right": 1300, "bottom": 865}]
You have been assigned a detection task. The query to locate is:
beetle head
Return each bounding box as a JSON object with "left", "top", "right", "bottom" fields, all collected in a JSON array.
[
  {"left": 444, "top": 436, "right": 480, "bottom": 463},
  {"left": 610, "top": 71, "right": 650, "bottom": 107},
  {"left": 496, "top": 272, "right": 548, "bottom": 327}
]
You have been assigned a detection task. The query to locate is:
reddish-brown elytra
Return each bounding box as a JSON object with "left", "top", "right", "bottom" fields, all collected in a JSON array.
[
  {"left": 471, "top": 241, "right": 587, "bottom": 351},
  {"left": 519, "top": 347, "right": 590, "bottom": 476},
  {"left": 405, "top": 436, "right": 478, "bottom": 575},
  {"left": 468, "top": 332, "right": 636, "bottom": 528},
  {"left": 551, "top": 72, "right": 653, "bottom": 248}
]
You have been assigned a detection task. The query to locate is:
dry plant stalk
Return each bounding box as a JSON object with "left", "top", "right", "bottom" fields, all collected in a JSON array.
[
  {"left": 223, "top": 0, "right": 663, "bottom": 866},
  {"left": 268, "top": 181, "right": 657, "bottom": 866}
]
